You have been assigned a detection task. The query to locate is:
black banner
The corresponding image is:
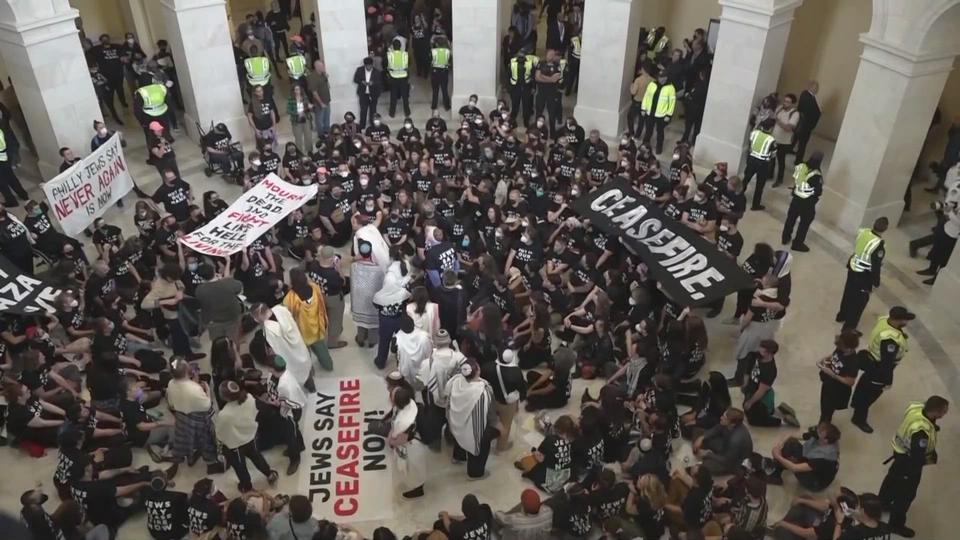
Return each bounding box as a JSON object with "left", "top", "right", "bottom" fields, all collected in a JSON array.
[
  {"left": 0, "top": 255, "right": 63, "bottom": 315},
  {"left": 572, "top": 178, "right": 754, "bottom": 306}
]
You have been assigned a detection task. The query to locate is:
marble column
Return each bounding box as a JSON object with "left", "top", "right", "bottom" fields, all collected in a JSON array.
[
  {"left": 694, "top": 0, "right": 801, "bottom": 174},
  {"left": 159, "top": 0, "right": 246, "bottom": 144},
  {"left": 120, "top": 0, "right": 156, "bottom": 57},
  {"left": 819, "top": 40, "right": 954, "bottom": 236},
  {"left": 452, "top": 0, "right": 503, "bottom": 112},
  {"left": 313, "top": 0, "right": 368, "bottom": 121},
  {"left": 572, "top": 0, "right": 641, "bottom": 138},
  {"left": 0, "top": 0, "right": 102, "bottom": 179}
]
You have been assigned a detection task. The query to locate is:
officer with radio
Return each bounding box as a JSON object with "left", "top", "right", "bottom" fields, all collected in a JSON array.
[
  {"left": 836, "top": 217, "right": 888, "bottom": 330},
  {"left": 850, "top": 306, "right": 913, "bottom": 434},
  {"left": 781, "top": 151, "right": 824, "bottom": 252}
]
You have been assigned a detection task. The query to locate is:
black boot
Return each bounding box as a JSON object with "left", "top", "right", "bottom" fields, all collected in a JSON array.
[{"left": 917, "top": 265, "right": 938, "bottom": 276}]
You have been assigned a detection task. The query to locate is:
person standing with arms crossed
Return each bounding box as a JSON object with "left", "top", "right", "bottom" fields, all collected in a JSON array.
[
  {"left": 430, "top": 36, "right": 452, "bottom": 112},
  {"left": 850, "top": 306, "right": 913, "bottom": 434},
  {"left": 534, "top": 49, "right": 564, "bottom": 139},
  {"left": 780, "top": 150, "right": 824, "bottom": 252},
  {"left": 742, "top": 117, "right": 776, "bottom": 210},
  {"left": 835, "top": 217, "right": 888, "bottom": 330},
  {"left": 639, "top": 70, "right": 676, "bottom": 155},
  {"left": 508, "top": 50, "right": 537, "bottom": 128},
  {"left": 387, "top": 39, "right": 412, "bottom": 118},
  {"left": 878, "top": 395, "right": 948, "bottom": 538}
]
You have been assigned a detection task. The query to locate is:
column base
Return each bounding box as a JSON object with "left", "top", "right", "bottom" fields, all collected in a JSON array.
[
  {"left": 183, "top": 112, "right": 251, "bottom": 150},
  {"left": 329, "top": 96, "right": 361, "bottom": 125},
  {"left": 572, "top": 102, "right": 630, "bottom": 139},
  {"left": 693, "top": 133, "right": 746, "bottom": 175},
  {"left": 818, "top": 185, "right": 905, "bottom": 237}
]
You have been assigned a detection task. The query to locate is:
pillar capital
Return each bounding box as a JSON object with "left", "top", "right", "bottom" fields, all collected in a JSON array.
[
  {"left": 859, "top": 35, "right": 956, "bottom": 77},
  {"left": 717, "top": 0, "right": 802, "bottom": 28},
  {"left": 0, "top": 8, "right": 77, "bottom": 47}
]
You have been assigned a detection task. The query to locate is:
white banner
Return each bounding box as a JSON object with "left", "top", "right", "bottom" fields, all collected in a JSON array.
[
  {"left": 179, "top": 174, "right": 317, "bottom": 257},
  {"left": 41, "top": 133, "right": 133, "bottom": 236},
  {"left": 299, "top": 376, "right": 394, "bottom": 523}
]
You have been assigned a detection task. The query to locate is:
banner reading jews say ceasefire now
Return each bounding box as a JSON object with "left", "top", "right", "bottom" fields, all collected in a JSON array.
[
  {"left": 41, "top": 133, "right": 134, "bottom": 237},
  {"left": 572, "top": 178, "right": 755, "bottom": 306},
  {"left": 179, "top": 174, "right": 318, "bottom": 257}
]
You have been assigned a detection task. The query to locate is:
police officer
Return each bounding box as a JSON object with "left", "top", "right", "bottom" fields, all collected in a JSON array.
[
  {"left": 850, "top": 306, "right": 913, "bottom": 433},
  {"left": 640, "top": 70, "right": 676, "bottom": 155},
  {"left": 878, "top": 395, "right": 949, "bottom": 538},
  {"left": 387, "top": 39, "right": 412, "bottom": 118},
  {"left": 564, "top": 31, "right": 581, "bottom": 96},
  {"left": 244, "top": 44, "right": 274, "bottom": 105},
  {"left": 508, "top": 50, "right": 538, "bottom": 127},
  {"left": 285, "top": 35, "right": 308, "bottom": 91},
  {"left": 836, "top": 217, "right": 888, "bottom": 330},
  {"left": 780, "top": 150, "right": 824, "bottom": 252},
  {"left": 742, "top": 117, "right": 776, "bottom": 210},
  {"left": 430, "top": 36, "right": 452, "bottom": 112},
  {"left": 534, "top": 48, "right": 564, "bottom": 139},
  {"left": 134, "top": 74, "right": 172, "bottom": 144},
  {"left": 646, "top": 26, "right": 669, "bottom": 61}
]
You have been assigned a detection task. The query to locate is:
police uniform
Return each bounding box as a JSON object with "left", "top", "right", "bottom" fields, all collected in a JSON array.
[
  {"left": 836, "top": 227, "right": 884, "bottom": 329},
  {"left": 285, "top": 53, "right": 308, "bottom": 90},
  {"left": 851, "top": 314, "right": 907, "bottom": 430},
  {"left": 508, "top": 54, "right": 538, "bottom": 127},
  {"left": 878, "top": 401, "right": 939, "bottom": 533},
  {"left": 564, "top": 35, "right": 582, "bottom": 96},
  {"left": 742, "top": 128, "right": 776, "bottom": 210},
  {"left": 534, "top": 57, "right": 564, "bottom": 138},
  {"left": 387, "top": 47, "right": 412, "bottom": 117},
  {"left": 135, "top": 82, "right": 172, "bottom": 138},
  {"left": 430, "top": 45, "right": 452, "bottom": 111},
  {"left": 781, "top": 161, "right": 823, "bottom": 249},
  {"left": 244, "top": 55, "right": 275, "bottom": 104},
  {"left": 640, "top": 80, "right": 676, "bottom": 154}
]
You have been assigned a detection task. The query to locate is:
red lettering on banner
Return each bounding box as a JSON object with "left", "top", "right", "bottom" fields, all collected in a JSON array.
[
  {"left": 263, "top": 177, "right": 304, "bottom": 200},
  {"left": 226, "top": 211, "right": 270, "bottom": 226},
  {"left": 53, "top": 200, "right": 71, "bottom": 219},
  {"left": 334, "top": 497, "right": 357, "bottom": 516},
  {"left": 68, "top": 184, "right": 94, "bottom": 209},
  {"left": 336, "top": 479, "right": 359, "bottom": 495}
]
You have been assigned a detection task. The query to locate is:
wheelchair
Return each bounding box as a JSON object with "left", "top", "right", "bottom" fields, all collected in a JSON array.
[{"left": 197, "top": 121, "right": 244, "bottom": 182}]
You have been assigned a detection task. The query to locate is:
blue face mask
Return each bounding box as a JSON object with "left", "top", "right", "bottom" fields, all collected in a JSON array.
[
  {"left": 462, "top": 236, "right": 471, "bottom": 248},
  {"left": 134, "top": 388, "right": 145, "bottom": 402}
]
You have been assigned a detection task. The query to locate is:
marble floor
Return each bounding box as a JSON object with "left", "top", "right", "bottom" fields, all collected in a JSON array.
[{"left": 1, "top": 77, "right": 957, "bottom": 539}]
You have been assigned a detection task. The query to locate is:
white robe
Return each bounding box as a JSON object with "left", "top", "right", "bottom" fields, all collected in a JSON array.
[
  {"left": 264, "top": 305, "right": 312, "bottom": 386},
  {"left": 396, "top": 328, "right": 433, "bottom": 388},
  {"left": 391, "top": 401, "right": 426, "bottom": 490}
]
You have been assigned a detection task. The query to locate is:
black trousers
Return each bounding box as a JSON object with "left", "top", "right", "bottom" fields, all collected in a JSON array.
[
  {"left": 742, "top": 156, "right": 772, "bottom": 208},
  {"left": 431, "top": 69, "right": 451, "bottom": 110},
  {"left": 452, "top": 426, "right": 498, "bottom": 478},
  {"left": 0, "top": 161, "right": 28, "bottom": 205},
  {"left": 851, "top": 378, "right": 885, "bottom": 424},
  {"left": 509, "top": 85, "right": 534, "bottom": 127},
  {"left": 774, "top": 143, "right": 791, "bottom": 185},
  {"left": 878, "top": 453, "right": 923, "bottom": 528},
  {"left": 836, "top": 269, "right": 873, "bottom": 330},
  {"left": 627, "top": 103, "right": 644, "bottom": 137},
  {"left": 105, "top": 71, "right": 128, "bottom": 106},
  {"left": 745, "top": 400, "right": 781, "bottom": 427},
  {"left": 358, "top": 93, "right": 378, "bottom": 128},
  {"left": 642, "top": 116, "right": 667, "bottom": 152},
  {"left": 794, "top": 124, "right": 814, "bottom": 162},
  {"left": 535, "top": 88, "right": 562, "bottom": 138},
  {"left": 96, "top": 90, "right": 123, "bottom": 123},
  {"left": 283, "top": 408, "right": 305, "bottom": 461},
  {"left": 224, "top": 439, "right": 273, "bottom": 492},
  {"left": 166, "top": 317, "right": 192, "bottom": 357},
  {"left": 564, "top": 57, "right": 580, "bottom": 95},
  {"left": 272, "top": 31, "right": 289, "bottom": 59},
  {"left": 413, "top": 39, "right": 431, "bottom": 77},
  {"left": 682, "top": 108, "right": 703, "bottom": 145},
  {"left": 782, "top": 198, "right": 816, "bottom": 245},
  {"left": 389, "top": 77, "right": 411, "bottom": 117}
]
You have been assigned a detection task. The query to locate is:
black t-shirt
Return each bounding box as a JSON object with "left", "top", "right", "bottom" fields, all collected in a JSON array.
[
  {"left": 7, "top": 397, "right": 42, "bottom": 436},
  {"left": 426, "top": 242, "right": 458, "bottom": 271},
  {"left": 55, "top": 447, "right": 87, "bottom": 486},
  {"left": 248, "top": 99, "right": 276, "bottom": 130},
  {"left": 0, "top": 216, "right": 31, "bottom": 253},
  {"left": 225, "top": 505, "right": 261, "bottom": 540},
  {"left": 556, "top": 499, "right": 592, "bottom": 537},
  {"left": 838, "top": 523, "right": 890, "bottom": 540},
  {"left": 86, "top": 364, "right": 122, "bottom": 402},
  {"left": 145, "top": 490, "right": 189, "bottom": 540},
  {"left": 718, "top": 186, "right": 747, "bottom": 217},
  {"left": 681, "top": 485, "right": 713, "bottom": 528},
  {"left": 592, "top": 482, "right": 630, "bottom": 520},
  {"left": 717, "top": 230, "right": 744, "bottom": 258},
  {"left": 152, "top": 180, "right": 192, "bottom": 221},
  {"left": 188, "top": 497, "right": 223, "bottom": 535},
  {"left": 22, "top": 507, "right": 66, "bottom": 540},
  {"left": 632, "top": 497, "right": 665, "bottom": 540},
  {"left": 120, "top": 398, "right": 151, "bottom": 447},
  {"left": 448, "top": 504, "right": 493, "bottom": 540},
  {"left": 539, "top": 435, "right": 572, "bottom": 470},
  {"left": 92, "top": 224, "right": 123, "bottom": 249},
  {"left": 744, "top": 356, "right": 777, "bottom": 401},
  {"left": 640, "top": 174, "right": 670, "bottom": 201},
  {"left": 70, "top": 478, "right": 119, "bottom": 526}
]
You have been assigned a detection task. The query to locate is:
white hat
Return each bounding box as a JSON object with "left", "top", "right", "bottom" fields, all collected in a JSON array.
[{"left": 501, "top": 349, "right": 517, "bottom": 366}]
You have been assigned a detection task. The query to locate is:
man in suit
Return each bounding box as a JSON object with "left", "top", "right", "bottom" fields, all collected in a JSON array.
[
  {"left": 353, "top": 56, "right": 383, "bottom": 129},
  {"left": 545, "top": 11, "right": 568, "bottom": 54},
  {"left": 795, "top": 80, "right": 821, "bottom": 162}
]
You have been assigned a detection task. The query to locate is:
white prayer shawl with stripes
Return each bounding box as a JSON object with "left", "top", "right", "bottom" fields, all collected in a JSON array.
[{"left": 445, "top": 374, "right": 492, "bottom": 456}]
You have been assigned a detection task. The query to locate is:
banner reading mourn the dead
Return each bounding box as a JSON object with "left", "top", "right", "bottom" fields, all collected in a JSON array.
[
  {"left": 0, "top": 255, "right": 63, "bottom": 314},
  {"left": 572, "top": 178, "right": 754, "bottom": 305},
  {"left": 179, "top": 174, "right": 317, "bottom": 257}
]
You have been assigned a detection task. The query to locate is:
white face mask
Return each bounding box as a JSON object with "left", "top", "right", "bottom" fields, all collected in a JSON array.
[
  {"left": 69, "top": 299, "right": 80, "bottom": 308},
  {"left": 521, "top": 234, "right": 531, "bottom": 244},
  {"left": 570, "top": 188, "right": 580, "bottom": 197},
  {"left": 359, "top": 178, "right": 369, "bottom": 187},
  {"left": 373, "top": 119, "right": 381, "bottom": 126},
  {"left": 98, "top": 128, "right": 108, "bottom": 137},
  {"left": 469, "top": 100, "right": 477, "bottom": 106},
  {"left": 339, "top": 170, "right": 349, "bottom": 177},
  {"left": 672, "top": 153, "right": 680, "bottom": 160},
  {"left": 404, "top": 123, "right": 412, "bottom": 129},
  {"left": 251, "top": 160, "right": 261, "bottom": 167},
  {"left": 628, "top": 297, "right": 637, "bottom": 306},
  {"left": 620, "top": 138, "right": 628, "bottom": 145},
  {"left": 719, "top": 224, "right": 730, "bottom": 232},
  {"left": 354, "top": 141, "right": 362, "bottom": 148}
]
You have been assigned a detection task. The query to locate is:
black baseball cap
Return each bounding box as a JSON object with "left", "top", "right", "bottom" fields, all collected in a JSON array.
[{"left": 889, "top": 306, "right": 916, "bottom": 321}]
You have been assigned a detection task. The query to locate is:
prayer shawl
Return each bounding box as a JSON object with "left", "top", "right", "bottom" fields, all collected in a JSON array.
[
  {"left": 373, "top": 261, "right": 411, "bottom": 307},
  {"left": 445, "top": 374, "right": 492, "bottom": 456},
  {"left": 355, "top": 224, "right": 391, "bottom": 273},
  {"left": 396, "top": 328, "right": 433, "bottom": 388},
  {"left": 263, "top": 305, "right": 312, "bottom": 386},
  {"left": 419, "top": 347, "right": 467, "bottom": 408},
  {"left": 283, "top": 283, "right": 329, "bottom": 344},
  {"left": 350, "top": 260, "right": 385, "bottom": 328}
]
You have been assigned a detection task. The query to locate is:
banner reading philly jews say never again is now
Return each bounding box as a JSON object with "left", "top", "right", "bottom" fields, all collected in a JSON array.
[
  {"left": 572, "top": 178, "right": 754, "bottom": 306},
  {"left": 41, "top": 133, "right": 133, "bottom": 237},
  {"left": 179, "top": 174, "right": 317, "bottom": 257},
  {"left": 298, "top": 376, "right": 395, "bottom": 523}
]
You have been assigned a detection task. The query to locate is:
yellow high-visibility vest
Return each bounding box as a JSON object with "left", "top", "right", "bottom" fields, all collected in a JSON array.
[
  {"left": 640, "top": 82, "right": 675, "bottom": 118},
  {"left": 749, "top": 130, "right": 775, "bottom": 160},
  {"left": 245, "top": 56, "right": 271, "bottom": 86},
  {"left": 866, "top": 315, "right": 907, "bottom": 362},
  {"left": 137, "top": 84, "right": 169, "bottom": 117},
  {"left": 792, "top": 163, "right": 819, "bottom": 199},
  {"left": 286, "top": 54, "right": 307, "bottom": 79},
  {"left": 0, "top": 130, "right": 7, "bottom": 162},
  {"left": 431, "top": 47, "right": 451, "bottom": 69},
  {"left": 892, "top": 402, "right": 936, "bottom": 457},
  {"left": 570, "top": 36, "right": 581, "bottom": 59},
  {"left": 849, "top": 228, "right": 882, "bottom": 272},
  {"left": 509, "top": 55, "right": 538, "bottom": 85},
  {"left": 387, "top": 50, "right": 409, "bottom": 78}
]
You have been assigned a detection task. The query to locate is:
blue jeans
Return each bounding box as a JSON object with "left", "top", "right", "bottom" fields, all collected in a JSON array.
[{"left": 314, "top": 104, "right": 330, "bottom": 137}]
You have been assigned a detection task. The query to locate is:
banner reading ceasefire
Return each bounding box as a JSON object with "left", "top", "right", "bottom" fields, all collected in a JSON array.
[
  {"left": 298, "top": 376, "right": 394, "bottom": 523},
  {"left": 572, "top": 178, "right": 754, "bottom": 305},
  {"left": 179, "top": 174, "right": 317, "bottom": 256}
]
